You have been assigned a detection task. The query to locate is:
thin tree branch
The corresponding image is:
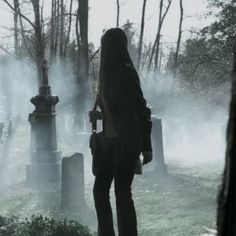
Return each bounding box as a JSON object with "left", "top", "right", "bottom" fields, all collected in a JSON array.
[
  {"left": 116, "top": 0, "right": 120, "bottom": 27},
  {"left": 173, "top": 0, "right": 184, "bottom": 78},
  {"left": 19, "top": 10, "right": 37, "bottom": 62},
  {"left": 137, "top": 0, "right": 147, "bottom": 70},
  {"left": 148, "top": 0, "right": 172, "bottom": 71},
  {"left": 3, "top": 0, "right": 35, "bottom": 29},
  {"left": 89, "top": 47, "right": 100, "bottom": 62}
]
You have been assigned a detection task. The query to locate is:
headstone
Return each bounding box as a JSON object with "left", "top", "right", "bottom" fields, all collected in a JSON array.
[
  {"left": 151, "top": 116, "right": 168, "bottom": 175},
  {"left": 61, "top": 153, "right": 85, "bottom": 211}
]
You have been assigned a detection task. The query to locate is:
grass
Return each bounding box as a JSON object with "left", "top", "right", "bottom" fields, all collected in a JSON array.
[{"left": 0, "top": 123, "right": 222, "bottom": 235}]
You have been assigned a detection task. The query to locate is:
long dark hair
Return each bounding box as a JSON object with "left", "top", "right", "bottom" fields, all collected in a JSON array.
[{"left": 98, "top": 28, "right": 140, "bottom": 101}]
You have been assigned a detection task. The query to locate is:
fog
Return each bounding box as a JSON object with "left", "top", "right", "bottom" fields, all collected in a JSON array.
[
  {"left": 141, "top": 71, "right": 229, "bottom": 166},
  {"left": 0, "top": 56, "right": 229, "bottom": 167},
  {"left": 0, "top": 55, "right": 230, "bottom": 233}
]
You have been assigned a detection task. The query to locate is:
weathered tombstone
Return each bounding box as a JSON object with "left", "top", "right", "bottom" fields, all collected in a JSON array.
[
  {"left": 151, "top": 116, "right": 168, "bottom": 175},
  {"left": 7, "top": 120, "right": 13, "bottom": 138},
  {"left": 0, "top": 122, "right": 4, "bottom": 142},
  {"left": 26, "top": 59, "right": 61, "bottom": 186},
  {"left": 61, "top": 153, "right": 85, "bottom": 211}
]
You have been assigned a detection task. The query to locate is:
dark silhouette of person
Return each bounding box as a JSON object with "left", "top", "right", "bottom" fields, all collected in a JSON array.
[{"left": 90, "top": 28, "right": 152, "bottom": 236}]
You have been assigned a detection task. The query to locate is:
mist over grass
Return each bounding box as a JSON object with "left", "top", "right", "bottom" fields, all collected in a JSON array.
[
  {"left": 0, "top": 57, "right": 229, "bottom": 235},
  {"left": 140, "top": 71, "right": 230, "bottom": 166}
]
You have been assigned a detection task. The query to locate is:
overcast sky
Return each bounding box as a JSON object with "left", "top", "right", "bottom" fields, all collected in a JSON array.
[{"left": 0, "top": 0, "right": 214, "bottom": 51}]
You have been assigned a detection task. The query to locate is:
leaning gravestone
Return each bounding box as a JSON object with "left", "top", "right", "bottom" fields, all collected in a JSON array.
[{"left": 61, "top": 153, "right": 85, "bottom": 211}]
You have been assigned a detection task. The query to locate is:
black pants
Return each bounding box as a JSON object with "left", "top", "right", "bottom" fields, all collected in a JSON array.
[{"left": 93, "top": 138, "right": 139, "bottom": 236}]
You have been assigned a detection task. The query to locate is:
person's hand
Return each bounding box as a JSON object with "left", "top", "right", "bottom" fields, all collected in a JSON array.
[
  {"left": 89, "top": 110, "right": 102, "bottom": 123},
  {"left": 142, "top": 151, "right": 153, "bottom": 165}
]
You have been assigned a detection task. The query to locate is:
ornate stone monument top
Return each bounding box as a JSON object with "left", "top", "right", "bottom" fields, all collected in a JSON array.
[
  {"left": 41, "top": 59, "right": 49, "bottom": 86},
  {"left": 31, "top": 58, "right": 59, "bottom": 108},
  {"left": 39, "top": 59, "right": 51, "bottom": 96}
]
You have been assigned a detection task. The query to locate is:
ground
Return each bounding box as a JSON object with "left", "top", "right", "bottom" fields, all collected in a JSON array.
[{"left": 0, "top": 122, "right": 222, "bottom": 236}]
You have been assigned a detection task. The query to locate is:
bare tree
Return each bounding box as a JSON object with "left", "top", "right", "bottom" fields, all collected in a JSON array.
[
  {"left": 31, "top": 0, "right": 44, "bottom": 78},
  {"left": 173, "top": 0, "right": 184, "bottom": 79},
  {"left": 116, "top": 0, "right": 120, "bottom": 27},
  {"left": 75, "top": 7, "right": 80, "bottom": 52},
  {"left": 59, "top": 0, "right": 65, "bottom": 57},
  {"left": 74, "top": 0, "right": 89, "bottom": 127},
  {"left": 78, "top": 0, "right": 89, "bottom": 81},
  {"left": 3, "top": 0, "right": 44, "bottom": 82},
  {"left": 137, "top": 0, "right": 147, "bottom": 71},
  {"left": 148, "top": 0, "right": 172, "bottom": 72},
  {"left": 18, "top": 6, "right": 36, "bottom": 62},
  {"left": 13, "top": 0, "right": 19, "bottom": 55},
  {"left": 54, "top": 0, "right": 60, "bottom": 58},
  {"left": 64, "top": 0, "right": 73, "bottom": 57},
  {"left": 217, "top": 39, "right": 236, "bottom": 236},
  {"left": 50, "top": 0, "right": 56, "bottom": 61},
  {"left": 3, "top": 0, "right": 35, "bottom": 29}
]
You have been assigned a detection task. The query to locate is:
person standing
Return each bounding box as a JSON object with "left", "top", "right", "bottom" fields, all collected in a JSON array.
[{"left": 90, "top": 28, "right": 153, "bottom": 236}]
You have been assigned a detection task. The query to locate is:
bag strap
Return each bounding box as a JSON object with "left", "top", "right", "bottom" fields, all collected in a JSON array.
[{"left": 91, "top": 99, "right": 98, "bottom": 134}]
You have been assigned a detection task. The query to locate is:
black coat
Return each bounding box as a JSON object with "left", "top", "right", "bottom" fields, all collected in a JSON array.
[{"left": 99, "top": 63, "right": 152, "bottom": 154}]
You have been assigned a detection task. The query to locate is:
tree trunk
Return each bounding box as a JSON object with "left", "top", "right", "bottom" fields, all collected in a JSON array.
[
  {"left": 217, "top": 39, "right": 236, "bottom": 236},
  {"left": 50, "top": 0, "right": 56, "bottom": 62},
  {"left": 64, "top": 0, "right": 73, "bottom": 57},
  {"left": 137, "top": 0, "right": 147, "bottom": 71},
  {"left": 78, "top": 0, "right": 89, "bottom": 81},
  {"left": 153, "top": 0, "right": 163, "bottom": 72},
  {"left": 74, "top": 0, "right": 89, "bottom": 128},
  {"left": 54, "top": 0, "right": 60, "bottom": 58},
  {"left": 158, "top": 42, "right": 163, "bottom": 72},
  {"left": 13, "top": 0, "right": 19, "bottom": 55},
  {"left": 173, "top": 0, "right": 183, "bottom": 79},
  {"left": 148, "top": 0, "right": 172, "bottom": 72},
  {"left": 59, "top": 0, "right": 65, "bottom": 57},
  {"left": 31, "top": 0, "right": 44, "bottom": 84},
  {"left": 116, "top": 0, "right": 120, "bottom": 27}
]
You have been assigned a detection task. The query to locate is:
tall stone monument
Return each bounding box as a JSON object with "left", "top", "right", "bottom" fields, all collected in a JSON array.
[{"left": 27, "top": 59, "right": 61, "bottom": 185}]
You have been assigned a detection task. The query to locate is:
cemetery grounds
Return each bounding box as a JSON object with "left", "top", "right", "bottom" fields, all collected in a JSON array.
[{"left": 0, "top": 120, "right": 223, "bottom": 236}]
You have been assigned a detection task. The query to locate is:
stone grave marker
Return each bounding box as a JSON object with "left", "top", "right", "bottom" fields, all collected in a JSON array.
[{"left": 61, "top": 152, "right": 85, "bottom": 211}]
